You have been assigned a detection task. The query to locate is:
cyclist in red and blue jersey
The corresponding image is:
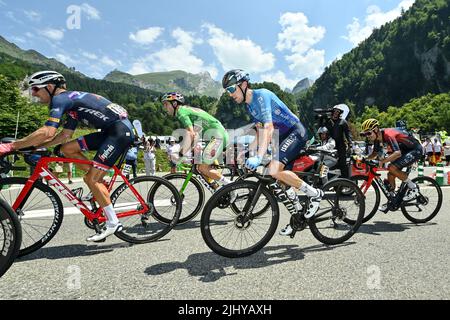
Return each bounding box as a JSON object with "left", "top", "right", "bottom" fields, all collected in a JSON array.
[
  {"left": 222, "top": 69, "right": 324, "bottom": 236},
  {"left": 361, "top": 119, "right": 422, "bottom": 211},
  {"left": 0, "top": 71, "right": 134, "bottom": 241}
]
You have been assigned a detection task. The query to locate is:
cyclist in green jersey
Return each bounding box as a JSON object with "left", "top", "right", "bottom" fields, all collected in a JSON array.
[{"left": 162, "top": 92, "right": 233, "bottom": 190}]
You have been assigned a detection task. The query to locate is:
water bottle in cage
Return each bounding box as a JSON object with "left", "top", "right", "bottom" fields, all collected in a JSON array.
[
  {"left": 285, "top": 187, "right": 303, "bottom": 212},
  {"left": 122, "top": 164, "right": 132, "bottom": 176}
]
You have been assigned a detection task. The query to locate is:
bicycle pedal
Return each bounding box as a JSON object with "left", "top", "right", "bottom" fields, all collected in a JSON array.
[{"left": 289, "top": 230, "right": 297, "bottom": 239}]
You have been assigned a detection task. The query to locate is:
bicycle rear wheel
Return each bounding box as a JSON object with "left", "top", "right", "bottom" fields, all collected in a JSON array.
[
  {"left": 401, "top": 176, "right": 442, "bottom": 223},
  {"left": 111, "top": 176, "right": 182, "bottom": 243},
  {"left": 308, "top": 179, "right": 365, "bottom": 245},
  {"left": 0, "top": 177, "right": 63, "bottom": 257},
  {"left": 201, "top": 180, "right": 279, "bottom": 258},
  {"left": 0, "top": 199, "right": 22, "bottom": 277},
  {"left": 159, "top": 173, "right": 205, "bottom": 224}
]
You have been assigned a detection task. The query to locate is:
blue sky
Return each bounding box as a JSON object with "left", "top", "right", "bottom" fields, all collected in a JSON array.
[{"left": 0, "top": 0, "right": 415, "bottom": 90}]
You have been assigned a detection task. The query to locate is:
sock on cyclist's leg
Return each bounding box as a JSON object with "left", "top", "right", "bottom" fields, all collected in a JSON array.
[
  {"left": 404, "top": 179, "right": 416, "bottom": 189},
  {"left": 219, "top": 175, "right": 232, "bottom": 185},
  {"left": 300, "top": 183, "right": 320, "bottom": 198},
  {"left": 103, "top": 204, "right": 120, "bottom": 225}
]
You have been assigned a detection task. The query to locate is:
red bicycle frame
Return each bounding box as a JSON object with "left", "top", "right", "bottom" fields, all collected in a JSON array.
[{"left": 12, "top": 156, "right": 150, "bottom": 223}]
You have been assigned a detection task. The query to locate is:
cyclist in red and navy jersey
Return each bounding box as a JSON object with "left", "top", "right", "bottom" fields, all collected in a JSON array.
[
  {"left": 0, "top": 71, "right": 134, "bottom": 241},
  {"left": 361, "top": 119, "right": 422, "bottom": 211}
]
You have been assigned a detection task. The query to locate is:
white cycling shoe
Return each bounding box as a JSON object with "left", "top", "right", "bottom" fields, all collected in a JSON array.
[
  {"left": 304, "top": 190, "right": 324, "bottom": 219},
  {"left": 403, "top": 186, "right": 419, "bottom": 201},
  {"left": 279, "top": 224, "right": 294, "bottom": 236},
  {"left": 87, "top": 223, "right": 123, "bottom": 242}
]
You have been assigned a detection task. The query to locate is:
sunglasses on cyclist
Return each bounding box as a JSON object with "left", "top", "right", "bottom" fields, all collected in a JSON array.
[
  {"left": 225, "top": 84, "right": 238, "bottom": 94},
  {"left": 360, "top": 131, "right": 374, "bottom": 137},
  {"left": 30, "top": 85, "right": 47, "bottom": 93}
]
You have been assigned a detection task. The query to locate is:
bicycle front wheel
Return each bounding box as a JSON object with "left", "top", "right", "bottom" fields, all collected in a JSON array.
[
  {"left": 308, "top": 178, "right": 365, "bottom": 245},
  {"left": 111, "top": 176, "right": 182, "bottom": 243},
  {"left": 0, "top": 199, "right": 22, "bottom": 277},
  {"left": 0, "top": 177, "right": 63, "bottom": 257},
  {"left": 201, "top": 180, "right": 279, "bottom": 258},
  {"left": 401, "top": 176, "right": 442, "bottom": 223},
  {"left": 350, "top": 175, "right": 380, "bottom": 224}
]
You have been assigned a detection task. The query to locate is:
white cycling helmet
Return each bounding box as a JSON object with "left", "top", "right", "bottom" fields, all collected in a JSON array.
[
  {"left": 332, "top": 104, "right": 350, "bottom": 120},
  {"left": 28, "top": 70, "right": 66, "bottom": 87}
]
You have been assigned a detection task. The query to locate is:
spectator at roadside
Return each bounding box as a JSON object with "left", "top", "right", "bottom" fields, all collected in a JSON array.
[
  {"left": 166, "top": 138, "right": 180, "bottom": 174},
  {"left": 54, "top": 161, "right": 63, "bottom": 178},
  {"left": 125, "top": 146, "right": 138, "bottom": 179},
  {"left": 433, "top": 138, "right": 442, "bottom": 164},
  {"left": 423, "top": 138, "right": 434, "bottom": 166},
  {"left": 443, "top": 142, "right": 450, "bottom": 166},
  {"left": 65, "top": 162, "right": 74, "bottom": 184},
  {"left": 144, "top": 137, "right": 156, "bottom": 175}
]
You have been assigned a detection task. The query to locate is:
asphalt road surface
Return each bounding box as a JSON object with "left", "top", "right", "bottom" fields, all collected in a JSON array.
[{"left": 0, "top": 176, "right": 449, "bottom": 300}]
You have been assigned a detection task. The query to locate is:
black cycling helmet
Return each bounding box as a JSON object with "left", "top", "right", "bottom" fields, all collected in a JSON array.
[{"left": 222, "top": 69, "right": 250, "bottom": 89}]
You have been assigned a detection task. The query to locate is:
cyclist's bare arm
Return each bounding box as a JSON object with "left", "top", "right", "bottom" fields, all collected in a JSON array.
[
  {"left": 39, "top": 129, "right": 74, "bottom": 148},
  {"left": 12, "top": 126, "right": 58, "bottom": 150},
  {"left": 256, "top": 123, "right": 274, "bottom": 159}
]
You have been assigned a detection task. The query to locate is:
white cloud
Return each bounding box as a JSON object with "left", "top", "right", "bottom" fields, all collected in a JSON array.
[
  {"left": 55, "top": 53, "right": 76, "bottom": 66},
  {"left": 286, "top": 49, "right": 325, "bottom": 79},
  {"left": 9, "top": 36, "right": 26, "bottom": 44},
  {"left": 81, "top": 51, "right": 98, "bottom": 60},
  {"left": 276, "top": 12, "right": 325, "bottom": 55},
  {"left": 81, "top": 3, "right": 100, "bottom": 20},
  {"left": 260, "top": 71, "right": 298, "bottom": 91},
  {"left": 5, "top": 11, "right": 23, "bottom": 24},
  {"left": 101, "top": 56, "right": 121, "bottom": 68},
  {"left": 276, "top": 12, "right": 326, "bottom": 80},
  {"left": 128, "top": 27, "right": 216, "bottom": 78},
  {"left": 39, "top": 28, "right": 64, "bottom": 41},
  {"left": 24, "top": 10, "right": 41, "bottom": 22},
  {"left": 204, "top": 23, "right": 275, "bottom": 73},
  {"left": 344, "top": 0, "right": 415, "bottom": 46},
  {"left": 129, "top": 27, "right": 164, "bottom": 45}
]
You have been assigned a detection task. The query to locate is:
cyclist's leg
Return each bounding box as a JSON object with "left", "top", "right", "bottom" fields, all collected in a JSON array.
[
  {"left": 390, "top": 148, "right": 422, "bottom": 200},
  {"left": 82, "top": 120, "right": 134, "bottom": 241},
  {"left": 60, "top": 132, "right": 106, "bottom": 173},
  {"left": 198, "top": 137, "right": 228, "bottom": 184}
]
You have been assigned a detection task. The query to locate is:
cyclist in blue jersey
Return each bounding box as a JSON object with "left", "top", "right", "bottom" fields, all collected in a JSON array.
[
  {"left": 222, "top": 69, "right": 324, "bottom": 236},
  {"left": 0, "top": 71, "right": 134, "bottom": 241}
]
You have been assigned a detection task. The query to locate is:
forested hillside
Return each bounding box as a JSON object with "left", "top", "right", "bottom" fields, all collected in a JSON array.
[{"left": 299, "top": 0, "right": 450, "bottom": 119}]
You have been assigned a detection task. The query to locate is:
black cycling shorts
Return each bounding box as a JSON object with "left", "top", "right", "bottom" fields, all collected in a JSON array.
[
  {"left": 391, "top": 146, "right": 422, "bottom": 169},
  {"left": 274, "top": 125, "right": 307, "bottom": 167},
  {"left": 77, "top": 119, "right": 135, "bottom": 170}
]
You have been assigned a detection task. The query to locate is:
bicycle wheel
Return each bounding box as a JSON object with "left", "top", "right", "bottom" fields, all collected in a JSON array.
[
  {"left": 159, "top": 173, "right": 205, "bottom": 224},
  {"left": 201, "top": 180, "right": 279, "bottom": 258},
  {"left": 232, "top": 173, "right": 271, "bottom": 217},
  {"left": 401, "top": 176, "right": 442, "bottom": 223},
  {"left": 111, "top": 176, "right": 182, "bottom": 243},
  {"left": 308, "top": 178, "right": 365, "bottom": 245},
  {"left": 0, "top": 199, "right": 22, "bottom": 277},
  {"left": 0, "top": 177, "right": 63, "bottom": 257},
  {"left": 350, "top": 175, "right": 380, "bottom": 223}
]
